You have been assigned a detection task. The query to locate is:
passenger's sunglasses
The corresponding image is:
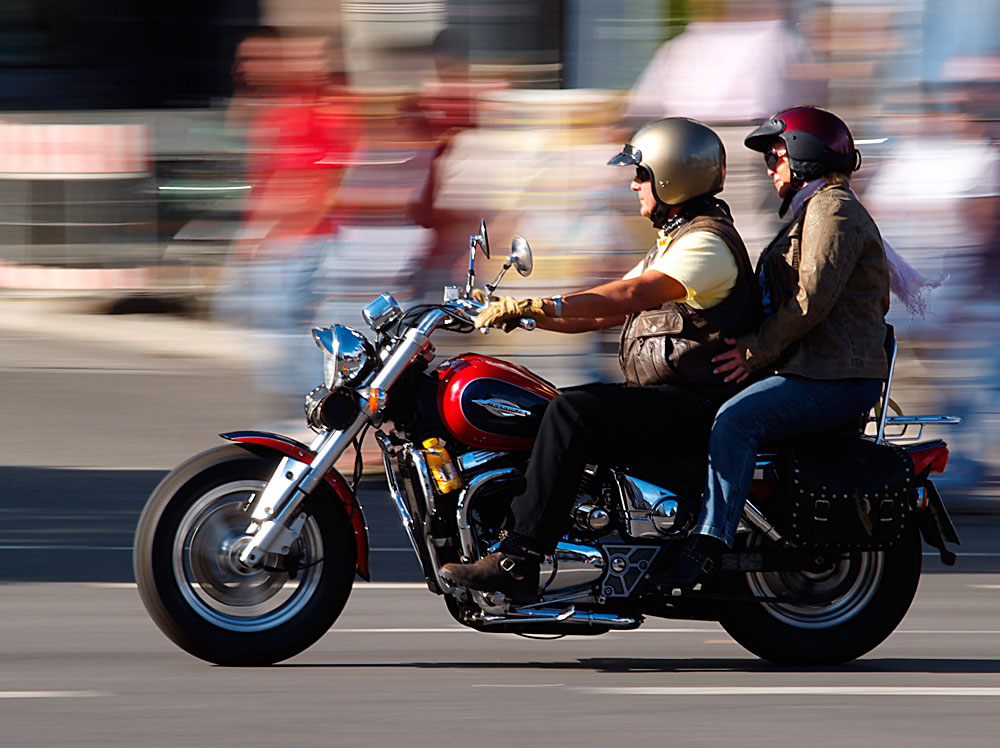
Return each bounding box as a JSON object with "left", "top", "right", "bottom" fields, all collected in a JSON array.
[
  {"left": 634, "top": 167, "right": 651, "bottom": 183},
  {"left": 764, "top": 149, "right": 787, "bottom": 171}
]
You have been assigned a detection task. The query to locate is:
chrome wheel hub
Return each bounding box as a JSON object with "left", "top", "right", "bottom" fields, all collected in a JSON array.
[
  {"left": 172, "top": 480, "right": 325, "bottom": 632},
  {"left": 746, "top": 547, "right": 884, "bottom": 630}
]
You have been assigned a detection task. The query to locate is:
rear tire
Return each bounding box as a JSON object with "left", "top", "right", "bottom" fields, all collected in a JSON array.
[
  {"left": 717, "top": 526, "right": 922, "bottom": 665},
  {"left": 134, "top": 445, "right": 356, "bottom": 665}
]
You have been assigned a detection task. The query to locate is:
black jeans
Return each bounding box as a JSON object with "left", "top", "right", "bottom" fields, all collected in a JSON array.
[{"left": 509, "top": 381, "right": 728, "bottom": 554}]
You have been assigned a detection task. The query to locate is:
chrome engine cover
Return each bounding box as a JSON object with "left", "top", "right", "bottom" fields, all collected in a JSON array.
[
  {"left": 538, "top": 540, "right": 605, "bottom": 595},
  {"left": 614, "top": 471, "right": 681, "bottom": 538}
]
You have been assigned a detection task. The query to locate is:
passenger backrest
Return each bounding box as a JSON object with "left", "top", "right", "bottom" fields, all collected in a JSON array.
[{"left": 874, "top": 324, "right": 898, "bottom": 444}]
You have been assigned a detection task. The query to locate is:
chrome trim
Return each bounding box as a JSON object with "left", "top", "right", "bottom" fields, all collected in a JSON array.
[
  {"left": 741, "top": 500, "right": 783, "bottom": 543},
  {"left": 402, "top": 444, "right": 436, "bottom": 516},
  {"left": 312, "top": 325, "right": 375, "bottom": 389},
  {"left": 375, "top": 431, "right": 424, "bottom": 567},
  {"left": 875, "top": 335, "right": 898, "bottom": 444},
  {"left": 248, "top": 457, "right": 311, "bottom": 525},
  {"left": 380, "top": 434, "right": 455, "bottom": 593},
  {"left": 456, "top": 449, "right": 505, "bottom": 473},
  {"left": 877, "top": 415, "right": 962, "bottom": 443},
  {"left": 471, "top": 398, "right": 532, "bottom": 418},
  {"left": 477, "top": 606, "right": 639, "bottom": 629},
  {"left": 614, "top": 472, "right": 680, "bottom": 538},
  {"left": 456, "top": 467, "right": 521, "bottom": 562},
  {"left": 538, "top": 540, "right": 606, "bottom": 595},
  {"left": 362, "top": 292, "right": 403, "bottom": 333}
]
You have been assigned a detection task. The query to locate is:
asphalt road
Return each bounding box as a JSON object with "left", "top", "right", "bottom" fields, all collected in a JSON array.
[
  {"left": 2, "top": 310, "right": 999, "bottom": 746},
  {"left": 1, "top": 576, "right": 999, "bottom": 748}
]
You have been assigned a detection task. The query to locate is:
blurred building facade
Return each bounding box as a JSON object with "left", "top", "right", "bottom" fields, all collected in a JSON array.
[{"left": 0, "top": 0, "right": 998, "bottom": 482}]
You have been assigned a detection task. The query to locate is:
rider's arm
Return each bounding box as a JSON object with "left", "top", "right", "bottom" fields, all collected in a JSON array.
[
  {"left": 535, "top": 315, "right": 625, "bottom": 332},
  {"left": 537, "top": 270, "right": 687, "bottom": 325}
]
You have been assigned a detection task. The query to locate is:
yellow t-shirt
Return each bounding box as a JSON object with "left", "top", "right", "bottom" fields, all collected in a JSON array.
[{"left": 623, "top": 228, "right": 738, "bottom": 310}]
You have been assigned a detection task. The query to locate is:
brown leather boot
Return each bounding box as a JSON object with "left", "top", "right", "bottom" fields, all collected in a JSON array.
[{"left": 440, "top": 551, "right": 540, "bottom": 604}]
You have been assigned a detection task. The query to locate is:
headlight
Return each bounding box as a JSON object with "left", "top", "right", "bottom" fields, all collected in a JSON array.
[{"left": 311, "top": 325, "right": 376, "bottom": 389}]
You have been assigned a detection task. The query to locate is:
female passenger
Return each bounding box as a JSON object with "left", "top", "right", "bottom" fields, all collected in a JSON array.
[{"left": 650, "top": 106, "right": 891, "bottom": 587}]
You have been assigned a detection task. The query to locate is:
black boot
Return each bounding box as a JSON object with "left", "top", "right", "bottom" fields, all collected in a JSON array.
[
  {"left": 646, "top": 534, "right": 726, "bottom": 590},
  {"left": 440, "top": 534, "right": 540, "bottom": 604}
]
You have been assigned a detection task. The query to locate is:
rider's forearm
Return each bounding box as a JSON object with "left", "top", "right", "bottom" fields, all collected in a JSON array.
[
  {"left": 535, "top": 315, "right": 624, "bottom": 333},
  {"left": 540, "top": 271, "right": 686, "bottom": 320}
]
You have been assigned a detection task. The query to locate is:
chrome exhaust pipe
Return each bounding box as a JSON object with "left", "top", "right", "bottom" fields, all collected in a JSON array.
[{"left": 477, "top": 605, "right": 639, "bottom": 629}]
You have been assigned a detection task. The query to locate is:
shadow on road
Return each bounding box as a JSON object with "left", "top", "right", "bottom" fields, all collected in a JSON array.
[{"left": 274, "top": 657, "right": 1000, "bottom": 674}]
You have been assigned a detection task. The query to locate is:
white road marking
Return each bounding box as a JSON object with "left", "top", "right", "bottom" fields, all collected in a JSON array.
[
  {"left": 0, "top": 691, "right": 104, "bottom": 699},
  {"left": 579, "top": 686, "right": 1000, "bottom": 697},
  {"left": 88, "top": 582, "right": 431, "bottom": 590},
  {"left": 969, "top": 584, "right": 1000, "bottom": 589},
  {"left": 3, "top": 546, "right": 414, "bottom": 552},
  {"left": 473, "top": 684, "right": 566, "bottom": 688},
  {"left": 0, "top": 546, "right": 134, "bottom": 551}
]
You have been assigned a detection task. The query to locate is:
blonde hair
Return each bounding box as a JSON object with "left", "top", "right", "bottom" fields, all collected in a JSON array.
[{"left": 824, "top": 172, "right": 851, "bottom": 186}]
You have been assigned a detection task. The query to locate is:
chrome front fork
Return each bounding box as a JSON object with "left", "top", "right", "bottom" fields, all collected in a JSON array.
[
  {"left": 238, "top": 322, "right": 440, "bottom": 567},
  {"left": 238, "top": 415, "right": 368, "bottom": 566}
]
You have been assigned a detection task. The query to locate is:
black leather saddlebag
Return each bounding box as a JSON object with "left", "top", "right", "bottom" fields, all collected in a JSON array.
[{"left": 779, "top": 436, "right": 915, "bottom": 550}]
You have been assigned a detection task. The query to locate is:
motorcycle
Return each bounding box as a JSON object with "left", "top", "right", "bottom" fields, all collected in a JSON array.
[{"left": 134, "top": 221, "right": 962, "bottom": 666}]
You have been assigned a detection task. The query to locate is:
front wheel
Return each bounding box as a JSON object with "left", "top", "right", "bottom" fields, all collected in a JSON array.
[
  {"left": 717, "top": 526, "right": 922, "bottom": 665},
  {"left": 134, "top": 445, "right": 356, "bottom": 665}
]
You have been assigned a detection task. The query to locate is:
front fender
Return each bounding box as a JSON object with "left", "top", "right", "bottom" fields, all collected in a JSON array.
[{"left": 221, "top": 431, "right": 371, "bottom": 581}]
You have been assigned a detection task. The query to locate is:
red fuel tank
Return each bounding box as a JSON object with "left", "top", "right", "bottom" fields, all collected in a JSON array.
[{"left": 434, "top": 354, "right": 560, "bottom": 451}]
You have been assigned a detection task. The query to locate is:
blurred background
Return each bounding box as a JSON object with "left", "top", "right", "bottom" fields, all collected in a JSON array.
[{"left": 0, "top": 0, "right": 997, "bottom": 500}]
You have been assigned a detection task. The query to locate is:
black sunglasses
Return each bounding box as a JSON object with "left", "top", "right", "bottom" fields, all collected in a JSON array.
[
  {"left": 634, "top": 167, "right": 651, "bottom": 183},
  {"left": 764, "top": 149, "right": 786, "bottom": 171}
]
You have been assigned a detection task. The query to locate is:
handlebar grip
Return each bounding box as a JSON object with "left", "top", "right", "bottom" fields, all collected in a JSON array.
[{"left": 477, "top": 318, "right": 536, "bottom": 334}]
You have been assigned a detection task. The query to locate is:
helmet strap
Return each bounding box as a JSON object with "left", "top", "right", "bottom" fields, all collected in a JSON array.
[{"left": 650, "top": 201, "right": 678, "bottom": 230}]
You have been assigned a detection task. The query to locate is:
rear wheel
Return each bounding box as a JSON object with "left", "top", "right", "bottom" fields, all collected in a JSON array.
[
  {"left": 134, "top": 445, "right": 356, "bottom": 665},
  {"left": 717, "top": 526, "right": 922, "bottom": 665}
]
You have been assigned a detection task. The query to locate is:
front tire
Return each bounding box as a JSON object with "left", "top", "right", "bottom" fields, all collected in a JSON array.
[
  {"left": 134, "top": 445, "right": 356, "bottom": 665},
  {"left": 717, "top": 526, "right": 922, "bottom": 665}
]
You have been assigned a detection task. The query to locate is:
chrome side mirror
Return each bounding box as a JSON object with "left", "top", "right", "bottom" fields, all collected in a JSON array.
[
  {"left": 362, "top": 292, "right": 403, "bottom": 333},
  {"left": 473, "top": 219, "right": 490, "bottom": 259},
  {"left": 510, "top": 236, "right": 533, "bottom": 276},
  {"left": 484, "top": 235, "right": 535, "bottom": 295}
]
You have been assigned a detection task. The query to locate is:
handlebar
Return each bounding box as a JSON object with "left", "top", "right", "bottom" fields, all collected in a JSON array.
[{"left": 436, "top": 292, "right": 536, "bottom": 335}]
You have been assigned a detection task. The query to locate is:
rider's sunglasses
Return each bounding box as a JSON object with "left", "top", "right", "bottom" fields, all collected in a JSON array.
[
  {"left": 764, "top": 149, "right": 787, "bottom": 172},
  {"left": 634, "top": 167, "right": 651, "bottom": 183}
]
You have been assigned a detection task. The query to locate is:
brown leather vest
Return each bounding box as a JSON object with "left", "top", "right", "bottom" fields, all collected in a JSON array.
[{"left": 618, "top": 208, "right": 760, "bottom": 390}]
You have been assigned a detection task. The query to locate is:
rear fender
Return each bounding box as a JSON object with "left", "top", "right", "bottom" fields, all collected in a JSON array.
[{"left": 221, "top": 431, "right": 371, "bottom": 581}]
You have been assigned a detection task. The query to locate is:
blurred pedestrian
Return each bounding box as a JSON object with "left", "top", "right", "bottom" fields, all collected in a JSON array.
[
  {"left": 224, "top": 30, "right": 358, "bottom": 426},
  {"left": 626, "top": 0, "right": 826, "bottom": 255}
]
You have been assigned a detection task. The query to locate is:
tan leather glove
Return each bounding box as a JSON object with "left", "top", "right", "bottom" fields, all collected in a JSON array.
[{"left": 473, "top": 296, "right": 545, "bottom": 332}]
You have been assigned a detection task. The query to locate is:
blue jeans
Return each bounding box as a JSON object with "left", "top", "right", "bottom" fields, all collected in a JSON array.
[{"left": 695, "top": 375, "right": 883, "bottom": 546}]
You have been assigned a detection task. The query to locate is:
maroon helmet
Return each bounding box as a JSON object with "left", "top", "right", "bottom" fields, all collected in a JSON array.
[{"left": 745, "top": 106, "right": 861, "bottom": 183}]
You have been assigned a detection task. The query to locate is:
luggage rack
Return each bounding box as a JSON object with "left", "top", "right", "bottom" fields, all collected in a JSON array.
[{"left": 873, "top": 415, "right": 962, "bottom": 443}]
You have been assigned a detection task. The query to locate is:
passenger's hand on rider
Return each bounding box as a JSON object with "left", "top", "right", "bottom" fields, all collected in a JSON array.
[
  {"left": 473, "top": 296, "right": 545, "bottom": 332},
  {"left": 712, "top": 338, "right": 750, "bottom": 383}
]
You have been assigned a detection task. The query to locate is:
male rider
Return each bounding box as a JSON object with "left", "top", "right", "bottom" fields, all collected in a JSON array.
[{"left": 440, "top": 118, "right": 761, "bottom": 602}]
